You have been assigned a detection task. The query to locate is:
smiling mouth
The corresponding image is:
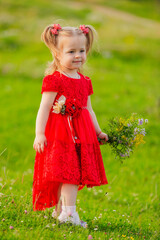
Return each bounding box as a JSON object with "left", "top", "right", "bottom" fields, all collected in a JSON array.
[{"left": 73, "top": 61, "right": 82, "bottom": 63}]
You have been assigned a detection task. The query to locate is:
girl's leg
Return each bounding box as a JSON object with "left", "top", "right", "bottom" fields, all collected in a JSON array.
[
  {"left": 55, "top": 183, "right": 63, "bottom": 213},
  {"left": 58, "top": 183, "right": 78, "bottom": 218},
  {"left": 57, "top": 183, "right": 87, "bottom": 227},
  {"left": 61, "top": 183, "right": 78, "bottom": 206},
  {"left": 54, "top": 183, "right": 78, "bottom": 217}
]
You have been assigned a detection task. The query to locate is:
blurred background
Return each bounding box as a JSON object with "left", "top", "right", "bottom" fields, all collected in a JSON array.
[
  {"left": 0, "top": 0, "right": 160, "bottom": 238},
  {"left": 1, "top": 0, "right": 160, "bottom": 169}
]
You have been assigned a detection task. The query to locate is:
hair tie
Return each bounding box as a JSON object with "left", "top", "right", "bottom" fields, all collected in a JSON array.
[
  {"left": 50, "top": 24, "right": 62, "bottom": 35},
  {"left": 79, "top": 25, "right": 89, "bottom": 35}
]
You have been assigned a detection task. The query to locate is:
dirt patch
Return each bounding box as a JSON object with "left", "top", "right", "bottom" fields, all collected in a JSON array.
[{"left": 69, "top": 1, "right": 160, "bottom": 39}]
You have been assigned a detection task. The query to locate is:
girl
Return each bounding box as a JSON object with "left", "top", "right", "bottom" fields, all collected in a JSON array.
[{"left": 33, "top": 23, "right": 109, "bottom": 228}]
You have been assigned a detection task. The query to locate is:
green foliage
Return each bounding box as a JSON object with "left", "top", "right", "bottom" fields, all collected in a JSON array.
[{"left": 0, "top": 0, "right": 160, "bottom": 239}]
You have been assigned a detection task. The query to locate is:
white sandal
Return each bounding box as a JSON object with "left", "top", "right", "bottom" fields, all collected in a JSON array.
[
  {"left": 57, "top": 210, "right": 70, "bottom": 223},
  {"left": 68, "top": 212, "right": 88, "bottom": 228},
  {"left": 57, "top": 211, "right": 88, "bottom": 228},
  {"left": 68, "top": 211, "right": 81, "bottom": 225}
]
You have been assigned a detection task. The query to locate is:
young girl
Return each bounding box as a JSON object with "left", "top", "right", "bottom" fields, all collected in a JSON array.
[{"left": 33, "top": 23, "right": 109, "bottom": 228}]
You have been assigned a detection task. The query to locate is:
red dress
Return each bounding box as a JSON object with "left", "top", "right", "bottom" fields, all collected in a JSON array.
[{"left": 32, "top": 71, "right": 108, "bottom": 211}]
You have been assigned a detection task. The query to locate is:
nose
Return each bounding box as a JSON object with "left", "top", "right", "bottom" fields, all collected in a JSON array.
[{"left": 75, "top": 52, "right": 80, "bottom": 58}]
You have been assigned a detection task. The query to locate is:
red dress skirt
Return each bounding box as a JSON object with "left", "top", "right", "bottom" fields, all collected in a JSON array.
[{"left": 32, "top": 71, "right": 108, "bottom": 211}]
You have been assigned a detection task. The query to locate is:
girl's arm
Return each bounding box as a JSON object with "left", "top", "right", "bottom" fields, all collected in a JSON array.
[
  {"left": 33, "top": 92, "right": 57, "bottom": 153},
  {"left": 87, "top": 96, "right": 108, "bottom": 142}
]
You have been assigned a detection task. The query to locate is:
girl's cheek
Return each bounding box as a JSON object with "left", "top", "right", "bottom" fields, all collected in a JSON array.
[
  {"left": 83, "top": 55, "right": 87, "bottom": 62},
  {"left": 83, "top": 53, "right": 87, "bottom": 59}
]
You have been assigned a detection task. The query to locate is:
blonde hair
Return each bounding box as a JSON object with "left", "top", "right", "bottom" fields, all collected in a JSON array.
[{"left": 41, "top": 24, "right": 97, "bottom": 76}]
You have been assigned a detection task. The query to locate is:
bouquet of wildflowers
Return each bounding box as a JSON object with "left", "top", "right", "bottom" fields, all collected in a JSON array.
[{"left": 98, "top": 113, "right": 148, "bottom": 162}]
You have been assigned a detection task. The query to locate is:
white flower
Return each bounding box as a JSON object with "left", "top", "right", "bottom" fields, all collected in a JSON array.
[
  {"left": 94, "top": 226, "right": 98, "bottom": 230},
  {"left": 52, "top": 102, "right": 62, "bottom": 114},
  {"left": 45, "top": 224, "right": 50, "bottom": 228},
  {"left": 52, "top": 95, "right": 66, "bottom": 114},
  {"left": 134, "top": 127, "right": 137, "bottom": 132}
]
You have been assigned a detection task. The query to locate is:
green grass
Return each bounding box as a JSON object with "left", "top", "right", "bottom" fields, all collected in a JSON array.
[{"left": 0, "top": 0, "right": 160, "bottom": 239}]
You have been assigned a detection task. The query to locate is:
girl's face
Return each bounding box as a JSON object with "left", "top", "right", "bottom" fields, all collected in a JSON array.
[{"left": 57, "top": 34, "right": 87, "bottom": 72}]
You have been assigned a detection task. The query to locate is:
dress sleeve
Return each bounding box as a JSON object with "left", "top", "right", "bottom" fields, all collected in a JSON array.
[
  {"left": 85, "top": 76, "right": 94, "bottom": 95},
  {"left": 41, "top": 74, "right": 60, "bottom": 94}
]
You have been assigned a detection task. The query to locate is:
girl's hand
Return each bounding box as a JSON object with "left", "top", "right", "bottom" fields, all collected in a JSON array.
[
  {"left": 97, "top": 132, "right": 109, "bottom": 145},
  {"left": 33, "top": 133, "right": 47, "bottom": 153}
]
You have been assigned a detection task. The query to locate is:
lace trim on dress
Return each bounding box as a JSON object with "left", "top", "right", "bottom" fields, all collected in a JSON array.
[
  {"left": 41, "top": 74, "right": 61, "bottom": 94},
  {"left": 41, "top": 72, "right": 94, "bottom": 97},
  {"left": 83, "top": 76, "right": 94, "bottom": 96},
  {"left": 33, "top": 140, "right": 108, "bottom": 211}
]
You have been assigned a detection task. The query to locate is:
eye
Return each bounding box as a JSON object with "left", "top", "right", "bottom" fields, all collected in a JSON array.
[
  {"left": 80, "top": 49, "right": 85, "bottom": 52},
  {"left": 68, "top": 51, "right": 74, "bottom": 53}
]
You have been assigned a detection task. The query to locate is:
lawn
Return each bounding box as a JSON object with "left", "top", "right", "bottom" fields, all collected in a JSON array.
[{"left": 0, "top": 0, "right": 160, "bottom": 239}]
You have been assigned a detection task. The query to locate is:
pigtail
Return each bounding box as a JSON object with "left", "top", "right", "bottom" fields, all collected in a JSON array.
[
  {"left": 41, "top": 26, "right": 56, "bottom": 50},
  {"left": 41, "top": 25, "right": 62, "bottom": 75},
  {"left": 84, "top": 25, "right": 97, "bottom": 54}
]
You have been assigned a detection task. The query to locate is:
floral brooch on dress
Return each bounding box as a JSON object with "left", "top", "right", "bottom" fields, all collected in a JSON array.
[{"left": 52, "top": 95, "right": 82, "bottom": 118}]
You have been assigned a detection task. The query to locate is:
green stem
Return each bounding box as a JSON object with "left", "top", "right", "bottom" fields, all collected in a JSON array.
[{"left": 98, "top": 136, "right": 114, "bottom": 144}]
